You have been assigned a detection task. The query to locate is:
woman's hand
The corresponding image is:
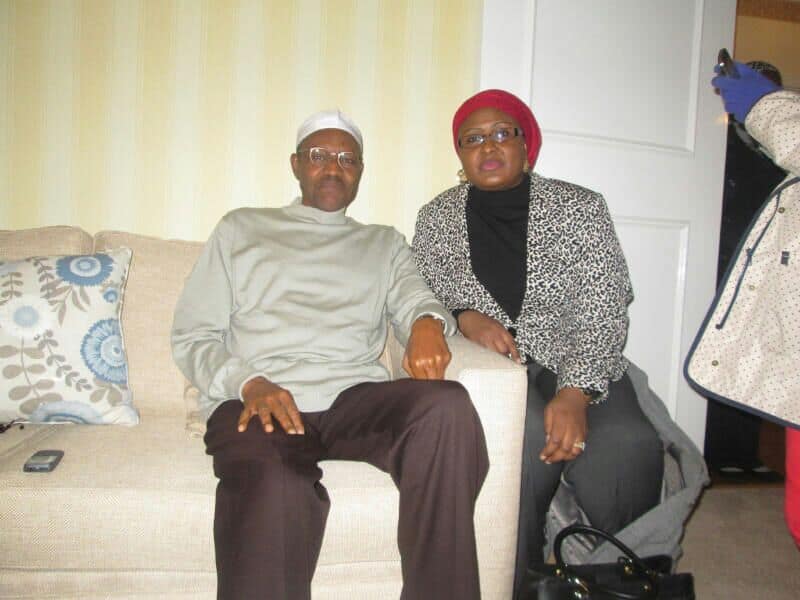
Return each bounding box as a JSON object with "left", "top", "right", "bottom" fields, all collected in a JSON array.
[
  {"left": 403, "top": 316, "right": 451, "bottom": 380},
  {"left": 539, "top": 387, "right": 589, "bottom": 463},
  {"left": 457, "top": 310, "right": 522, "bottom": 363},
  {"left": 238, "top": 376, "right": 304, "bottom": 435}
]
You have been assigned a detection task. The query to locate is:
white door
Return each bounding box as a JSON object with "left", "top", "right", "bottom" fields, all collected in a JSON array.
[{"left": 480, "top": 0, "right": 736, "bottom": 450}]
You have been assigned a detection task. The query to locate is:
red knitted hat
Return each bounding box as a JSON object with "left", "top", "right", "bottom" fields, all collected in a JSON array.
[{"left": 452, "top": 89, "right": 542, "bottom": 169}]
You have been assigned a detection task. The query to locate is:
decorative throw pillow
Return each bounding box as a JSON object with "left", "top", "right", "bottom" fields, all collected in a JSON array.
[{"left": 0, "top": 247, "right": 138, "bottom": 425}]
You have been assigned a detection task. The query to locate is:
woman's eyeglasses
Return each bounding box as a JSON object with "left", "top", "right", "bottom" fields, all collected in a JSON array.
[{"left": 459, "top": 127, "right": 523, "bottom": 149}]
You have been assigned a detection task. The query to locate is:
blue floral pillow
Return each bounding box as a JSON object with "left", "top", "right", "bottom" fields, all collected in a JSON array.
[{"left": 0, "top": 248, "right": 138, "bottom": 425}]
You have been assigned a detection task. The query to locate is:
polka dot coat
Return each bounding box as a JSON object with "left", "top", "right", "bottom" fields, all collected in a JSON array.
[{"left": 686, "top": 90, "right": 800, "bottom": 426}]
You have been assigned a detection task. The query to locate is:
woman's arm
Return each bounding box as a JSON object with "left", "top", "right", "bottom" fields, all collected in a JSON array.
[
  {"left": 745, "top": 90, "right": 800, "bottom": 177},
  {"left": 557, "top": 191, "right": 633, "bottom": 400},
  {"left": 412, "top": 199, "right": 459, "bottom": 308},
  {"left": 414, "top": 196, "right": 521, "bottom": 361}
]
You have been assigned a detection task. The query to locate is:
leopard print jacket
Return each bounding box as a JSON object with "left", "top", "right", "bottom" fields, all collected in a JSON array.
[{"left": 413, "top": 173, "right": 632, "bottom": 399}]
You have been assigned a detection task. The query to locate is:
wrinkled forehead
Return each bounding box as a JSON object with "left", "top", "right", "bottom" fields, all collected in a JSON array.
[{"left": 297, "top": 128, "right": 362, "bottom": 153}]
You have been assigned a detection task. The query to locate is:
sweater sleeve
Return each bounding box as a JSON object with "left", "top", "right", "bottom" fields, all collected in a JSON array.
[
  {"left": 386, "top": 231, "right": 456, "bottom": 346},
  {"left": 557, "top": 192, "right": 633, "bottom": 399},
  {"left": 745, "top": 90, "right": 800, "bottom": 178},
  {"left": 171, "top": 218, "right": 266, "bottom": 402}
]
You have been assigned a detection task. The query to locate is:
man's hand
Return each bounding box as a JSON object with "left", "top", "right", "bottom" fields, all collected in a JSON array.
[
  {"left": 238, "top": 376, "right": 304, "bottom": 435},
  {"left": 402, "top": 316, "right": 451, "bottom": 380},
  {"left": 539, "top": 387, "right": 589, "bottom": 464},
  {"left": 457, "top": 310, "right": 521, "bottom": 363}
]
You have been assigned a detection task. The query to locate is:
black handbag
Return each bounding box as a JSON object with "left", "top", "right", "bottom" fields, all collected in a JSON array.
[{"left": 521, "top": 524, "right": 695, "bottom": 599}]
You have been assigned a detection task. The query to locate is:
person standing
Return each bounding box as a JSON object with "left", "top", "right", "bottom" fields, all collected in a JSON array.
[
  {"left": 702, "top": 61, "right": 800, "bottom": 549},
  {"left": 704, "top": 62, "right": 787, "bottom": 481}
]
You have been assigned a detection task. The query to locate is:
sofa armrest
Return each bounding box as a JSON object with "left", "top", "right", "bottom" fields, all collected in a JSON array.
[
  {"left": 443, "top": 333, "right": 526, "bottom": 378},
  {"left": 386, "top": 330, "right": 527, "bottom": 595}
]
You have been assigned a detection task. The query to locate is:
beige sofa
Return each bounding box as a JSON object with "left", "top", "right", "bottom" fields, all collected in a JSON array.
[{"left": 0, "top": 226, "right": 528, "bottom": 599}]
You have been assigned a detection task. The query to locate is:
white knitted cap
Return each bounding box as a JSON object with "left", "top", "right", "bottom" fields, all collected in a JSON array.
[{"left": 296, "top": 109, "right": 363, "bottom": 151}]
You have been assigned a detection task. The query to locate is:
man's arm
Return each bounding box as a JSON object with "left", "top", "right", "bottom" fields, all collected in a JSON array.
[
  {"left": 385, "top": 232, "right": 456, "bottom": 379},
  {"left": 171, "top": 219, "right": 305, "bottom": 434},
  {"left": 171, "top": 219, "right": 266, "bottom": 403},
  {"left": 402, "top": 316, "right": 450, "bottom": 380},
  {"left": 385, "top": 232, "right": 456, "bottom": 343}
]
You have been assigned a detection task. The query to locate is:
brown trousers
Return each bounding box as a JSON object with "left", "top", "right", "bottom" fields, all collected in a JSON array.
[{"left": 204, "top": 378, "right": 489, "bottom": 600}]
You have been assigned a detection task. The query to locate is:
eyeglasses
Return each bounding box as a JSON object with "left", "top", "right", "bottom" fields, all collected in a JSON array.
[
  {"left": 298, "top": 147, "right": 363, "bottom": 170},
  {"left": 458, "top": 126, "right": 524, "bottom": 149}
]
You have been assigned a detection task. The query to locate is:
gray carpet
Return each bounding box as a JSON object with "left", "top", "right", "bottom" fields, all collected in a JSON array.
[{"left": 680, "top": 485, "right": 800, "bottom": 599}]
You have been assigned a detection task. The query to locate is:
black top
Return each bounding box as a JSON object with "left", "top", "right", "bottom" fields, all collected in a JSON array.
[{"left": 465, "top": 174, "right": 530, "bottom": 322}]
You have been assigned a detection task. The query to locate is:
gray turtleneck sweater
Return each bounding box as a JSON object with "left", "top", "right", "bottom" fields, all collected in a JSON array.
[{"left": 171, "top": 199, "right": 456, "bottom": 419}]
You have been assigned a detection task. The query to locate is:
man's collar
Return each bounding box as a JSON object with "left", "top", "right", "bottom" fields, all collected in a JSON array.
[{"left": 285, "top": 197, "right": 349, "bottom": 225}]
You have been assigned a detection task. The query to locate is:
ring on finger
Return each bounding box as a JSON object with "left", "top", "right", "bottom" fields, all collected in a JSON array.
[{"left": 573, "top": 441, "right": 586, "bottom": 451}]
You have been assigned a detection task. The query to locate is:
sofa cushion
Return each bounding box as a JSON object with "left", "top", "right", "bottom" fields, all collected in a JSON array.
[
  {"left": 0, "top": 247, "right": 137, "bottom": 425},
  {"left": 0, "top": 416, "right": 215, "bottom": 575},
  {"left": 94, "top": 231, "right": 204, "bottom": 419},
  {"left": 0, "top": 416, "right": 401, "bottom": 576},
  {"left": 0, "top": 226, "right": 93, "bottom": 260}
]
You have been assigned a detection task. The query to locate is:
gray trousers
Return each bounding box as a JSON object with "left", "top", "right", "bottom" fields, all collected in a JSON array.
[
  {"left": 513, "top": 362, "right": 664, "bottom": 597},
  {"left": 204, "top": 378, "right": 489, "bottom": 600}
]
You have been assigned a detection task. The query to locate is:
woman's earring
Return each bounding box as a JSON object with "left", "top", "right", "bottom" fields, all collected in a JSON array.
[
  {"left": 522, "top": 143, "right": 530, "bottom": 173},
  {"left": 458, "top": 168, "right": 469, "bottom": 184}
]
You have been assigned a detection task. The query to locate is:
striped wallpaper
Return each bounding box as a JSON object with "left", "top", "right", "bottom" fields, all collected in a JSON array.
[{"left": 0, "top": 0, "right": 482, "bottom": 242}]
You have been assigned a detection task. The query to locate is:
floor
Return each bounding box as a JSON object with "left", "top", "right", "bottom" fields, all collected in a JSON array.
[
  {"left": 681, "top": 421, "right": 798, "bottom": 600},
  {"left": 680, "top": 479, "right": 799, "bottom": 599}
]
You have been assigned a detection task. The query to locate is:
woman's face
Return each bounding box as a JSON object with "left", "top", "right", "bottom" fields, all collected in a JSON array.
[{"left": 456, "top": 107, "right": 527, "bottom": 191}]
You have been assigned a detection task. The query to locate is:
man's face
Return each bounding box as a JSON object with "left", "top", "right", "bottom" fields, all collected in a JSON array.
[{"left": 291, "top": 128, "right": 363, "bottom": 212}]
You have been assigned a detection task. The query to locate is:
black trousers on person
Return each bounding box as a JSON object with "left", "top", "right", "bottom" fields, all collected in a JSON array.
[
  {"left": 204, "top": 378, "right": 489, "bottom": 600},
  {"left": 513, "top": 362, "right": 664, "bottom": 598}
]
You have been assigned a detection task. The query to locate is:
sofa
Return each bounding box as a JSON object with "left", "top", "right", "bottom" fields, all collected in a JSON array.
[{"left": 0, "top": 226, "right": 528, "bottom": 599}]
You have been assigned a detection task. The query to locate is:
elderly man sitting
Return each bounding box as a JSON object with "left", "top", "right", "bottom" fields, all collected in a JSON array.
[{"left": 171, "top": 110, "right": 489, "bottom": 600}]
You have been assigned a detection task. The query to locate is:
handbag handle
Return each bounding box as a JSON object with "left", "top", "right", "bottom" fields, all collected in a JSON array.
[{"left": 553, "top": 524, "right": 659, "bottom": 599}]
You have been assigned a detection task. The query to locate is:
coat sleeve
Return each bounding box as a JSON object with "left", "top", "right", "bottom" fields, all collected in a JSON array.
[
  {"left": 412, "top": 202, "right": 437, "bottom": 288},
  {"left": 745, "top": 90, "right": 800, "bottom": 178},
  {"left": 170, "top": 217, "right": 266, "bottom": 402},
  {"left": 413, "top": 198, "right": 464, "bottom": 312},
  {"left": 557, "top": 192, "right": 633, "bottom": 399}
]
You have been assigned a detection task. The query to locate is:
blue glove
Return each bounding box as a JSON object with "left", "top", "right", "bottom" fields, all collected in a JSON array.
[{"left": 712, "top": 61, "right": 780, "bottom": 122}]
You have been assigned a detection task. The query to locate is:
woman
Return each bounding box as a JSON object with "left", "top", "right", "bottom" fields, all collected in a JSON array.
[{"left": 413, "top": 89, "right": 664, "bottom": 594}]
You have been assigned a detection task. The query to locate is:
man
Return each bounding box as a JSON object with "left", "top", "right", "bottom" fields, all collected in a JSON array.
[{"left": 171, "top": 110, "right": 489, "bottom": 599}]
